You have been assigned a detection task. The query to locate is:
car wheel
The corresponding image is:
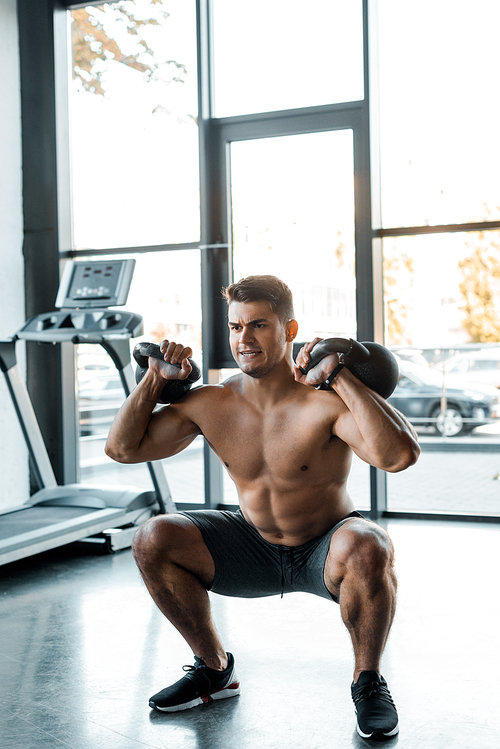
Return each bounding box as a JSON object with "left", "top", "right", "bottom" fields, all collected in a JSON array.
[{"left": 431, "top": 406, "right": 465, "bottom": 437}]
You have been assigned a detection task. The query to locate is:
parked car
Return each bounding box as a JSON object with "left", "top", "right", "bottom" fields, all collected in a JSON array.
[
  {"left": 436, "top": 347, "right": 500, "bottom": 390},
  {"left": 388, "top": 360, "right": 500, "bottom": 436}
]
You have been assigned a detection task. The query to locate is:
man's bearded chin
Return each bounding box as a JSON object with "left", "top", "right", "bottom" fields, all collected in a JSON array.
[{"left": 238, "top": 357, "right": 280, "bottom": 379}]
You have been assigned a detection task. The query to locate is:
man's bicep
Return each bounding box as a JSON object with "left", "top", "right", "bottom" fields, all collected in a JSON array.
[
  {"left": 332, "top": 408, "right": 375, "bottom": 466},
  {"left": 135, "top": 404, "right": 202, "bottom": 462}
]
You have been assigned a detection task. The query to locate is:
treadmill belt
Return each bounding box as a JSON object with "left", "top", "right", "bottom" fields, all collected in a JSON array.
[{"left": 0, "top": 506, "right": 98, "bottom": 541}]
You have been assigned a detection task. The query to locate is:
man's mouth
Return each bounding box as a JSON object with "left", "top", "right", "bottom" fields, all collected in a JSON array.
[{"left": 239, "top": 349, "right": 262, "bottom": 358}]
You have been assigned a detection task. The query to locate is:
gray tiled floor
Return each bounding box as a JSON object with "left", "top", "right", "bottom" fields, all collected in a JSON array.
[{"left": 1, "top": 518, "right": 499, "bottom": 748}]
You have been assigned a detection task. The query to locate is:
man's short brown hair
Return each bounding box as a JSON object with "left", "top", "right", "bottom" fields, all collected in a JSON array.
[{"left": 223, "top": 275, "right": 295, "bottom": 325}]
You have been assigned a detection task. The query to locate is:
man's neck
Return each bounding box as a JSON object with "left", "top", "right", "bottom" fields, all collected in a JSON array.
[{"left": 240, "top": 358, "right": 298, "bottom": 408}]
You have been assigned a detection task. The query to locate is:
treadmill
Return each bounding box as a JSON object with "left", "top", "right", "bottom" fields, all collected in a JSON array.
[{"left": 0, "top": 258, "right": 175, "bottom": 567}]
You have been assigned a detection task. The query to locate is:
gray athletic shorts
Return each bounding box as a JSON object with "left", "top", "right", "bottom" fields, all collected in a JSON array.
[{"left": 179, "top": 508, "right": 364, "bottom": 603}]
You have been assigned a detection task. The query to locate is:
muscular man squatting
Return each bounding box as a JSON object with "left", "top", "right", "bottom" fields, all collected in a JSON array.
[{"left": 105, "top": 275, "right": 420, "bottom": 741}]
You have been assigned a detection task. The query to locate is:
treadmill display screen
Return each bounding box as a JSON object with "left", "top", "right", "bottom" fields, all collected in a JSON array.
[
  {"left": 69, "top": 265, "right": 115, "bottom": 300},
  {"left": 55, "top": 259, "right": 136, "bottom": 308}
]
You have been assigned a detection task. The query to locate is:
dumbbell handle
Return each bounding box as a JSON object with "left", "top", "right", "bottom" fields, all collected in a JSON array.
[
  {"left": 133, "top": 342, "right": 201, "bottom": 383},
  {"left": 299, "top": 337, "right": 399, "bottom": 399},
  {"left": 133, "top": 341, "right": 201, "bottom": 404},
  {"left": 300, "top": 338, "right": 369, "bottom": 374}
]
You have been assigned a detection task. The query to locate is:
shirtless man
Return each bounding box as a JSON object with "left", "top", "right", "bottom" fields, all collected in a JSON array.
[{"left": 105, "top": 275, "right": 420, "bottom": 741}]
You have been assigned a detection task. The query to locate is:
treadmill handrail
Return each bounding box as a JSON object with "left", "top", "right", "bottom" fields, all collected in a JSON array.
[
  {"left": 2, "top": 315, "right": 175, "bottom": 515},
  {"left": 0, "top": 344, "right": 57, "bottom": 490}
]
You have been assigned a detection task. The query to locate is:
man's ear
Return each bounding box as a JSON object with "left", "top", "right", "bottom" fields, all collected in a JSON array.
[{"left": 286, "top": 319, "right": 299, "bottom": 342}]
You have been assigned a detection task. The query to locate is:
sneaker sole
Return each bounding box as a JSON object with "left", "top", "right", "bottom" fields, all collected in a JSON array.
[
  {"left": 149, "top": 681, "right": 241, "bottom": 713},
  {"left": 356, "top": 721, "right": 399, "bottom": 740}
]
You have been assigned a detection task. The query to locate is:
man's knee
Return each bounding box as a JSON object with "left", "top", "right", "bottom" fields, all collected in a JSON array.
[
  {"left": 328, "top": 520, "right": 395, "bottom": 583},
  {"left": 132, "top": 514, "right": 215, "bottom": 587},
  {"left": 132, "top": 514, "right": 193, "bottom": 567}
]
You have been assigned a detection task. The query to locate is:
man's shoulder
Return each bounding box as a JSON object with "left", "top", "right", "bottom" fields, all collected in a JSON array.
[
  {"left": 294, "top": 380, "right": 347, "bottom": 418},
  {"left": 173, "top": 376, "right": 241, "bottom": 430},
  {"left": 295, "top": 379, "right": 342, "bottom": 401},
  {"left": 183, "top": 374, "right": 242, "bottom": 404}
]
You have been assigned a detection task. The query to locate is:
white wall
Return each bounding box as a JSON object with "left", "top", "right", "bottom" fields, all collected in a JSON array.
[{"left": 0, "top": 0, "right": 28, "bottom": 510}]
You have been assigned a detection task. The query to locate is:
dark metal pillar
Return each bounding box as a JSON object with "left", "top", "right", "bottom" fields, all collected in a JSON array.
[
  {"left": 197, "top": 0, "right": 232, "bottom": 506},
  {"left": 18, "top": 0, "right": 63, "bottom": 487}
]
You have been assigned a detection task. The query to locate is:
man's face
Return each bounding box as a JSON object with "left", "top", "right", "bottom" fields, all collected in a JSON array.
[{"left": 228, "top": 300, "right": 292, "bottom": 378}]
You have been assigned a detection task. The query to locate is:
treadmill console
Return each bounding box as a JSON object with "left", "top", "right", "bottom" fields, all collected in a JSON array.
[
  {"left": 16, "top": 258, "right": 143, "bottom": 343},
  {"left": 55, "top": 258, "right": 136, "bottom": 309},
  {"left": 16, "top": 309, "right": 143, "bottom": 343}
]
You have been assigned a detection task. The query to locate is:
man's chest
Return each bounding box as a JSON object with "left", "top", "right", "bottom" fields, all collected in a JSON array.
[{"left": 198, "top": 401, "right": 336, "bottom": 481}]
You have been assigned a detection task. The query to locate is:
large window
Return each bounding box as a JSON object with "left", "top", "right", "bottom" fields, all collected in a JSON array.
[
  {"left": 378, "top": 0, "right": 500, "bottom": 228},
  {"left": 65, "top": 1, "right": 204, "bottom": 507},
  {"left": 378, "top": 1, "right": 500, "bottom": 518},
  {"left": 69, "top": 1, "right": 199, "bottom": 250},
  {"left": 53, "top": 0, "right": 500, "bottom": 520},
  {"left": 212, "top": 0, "right": 364, "bottom": 117},
  {"left": 382, "top": 232, "right": 500, "bottom": 514}
]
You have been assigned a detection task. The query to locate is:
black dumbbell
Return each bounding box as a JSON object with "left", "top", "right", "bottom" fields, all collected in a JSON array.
[
  {"left": 299, "top": 338, "right": 399, "bottom": 399},
  {"left": 133, "top": 341, "right": 201, "bottom": 404}
]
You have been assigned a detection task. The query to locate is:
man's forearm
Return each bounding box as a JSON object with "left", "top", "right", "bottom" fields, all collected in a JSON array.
[
  {"left": 105, "top": 369, "right": 165, "bottom": 462},
  {"left": 332, "top": 367, "right": 420, "bottom": 472}
]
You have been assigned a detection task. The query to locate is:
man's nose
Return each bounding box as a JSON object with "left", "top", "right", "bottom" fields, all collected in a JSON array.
[{"left": 240, "top": 326, "right": 255, "bottom": 343}]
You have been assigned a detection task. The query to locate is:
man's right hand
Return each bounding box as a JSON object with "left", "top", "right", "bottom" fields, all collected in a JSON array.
[
  {"left": 149, "top": 339, "right": 193, "bottom": 381},
  {"left": 106, "top": 339, "right": 200, "bottom": 464}
]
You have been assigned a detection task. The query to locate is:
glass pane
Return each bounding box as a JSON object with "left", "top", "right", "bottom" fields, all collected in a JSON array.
[
  {"left": 231, "top": 130, "right": 357, "bottom": 342},
  {"left": 383, "top": 231, "right": 500, "bottom": 350},
  {"left": 378, "top": 0, "right": 500, "bottom": 228},
  {"left": 78, "top": 249, "right": 205, "bottom": 505},
  {"left": 69, "top": 1, "right": 199, "bottom": 250},
  {"left": 212, "top": 0, "right": 364, "bottom": 117},
  {"left": 347, "top": 454, "right": 370, "bottom": 513},
  {"left": 383, "top": 232, "right": 500, "bottom": 515},
  {"left": 388, "top": 450, "right": 500, "bottom": 516}
]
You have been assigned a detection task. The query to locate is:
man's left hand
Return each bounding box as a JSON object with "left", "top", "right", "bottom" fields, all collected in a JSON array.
[{"left": 294, "top": 338, "right": 341, "bottom": 386}]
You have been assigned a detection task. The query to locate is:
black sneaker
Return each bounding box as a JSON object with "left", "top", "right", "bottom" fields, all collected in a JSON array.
[
  {"left": 351, "top": 671, "right": 399, "bottom": 740},
  {"left": 149, "top": 653, "right": 240, "bottom": 712}
]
